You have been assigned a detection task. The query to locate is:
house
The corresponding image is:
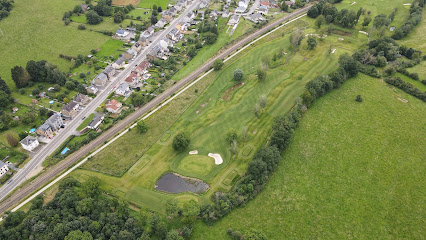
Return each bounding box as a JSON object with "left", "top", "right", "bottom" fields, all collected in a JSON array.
[
  {"left": 86, "top": 85, "right": 98, "bottom": 94},
  {"left": 167, "top": 28, "right": 180, "bottom": 41},
  {"left": 112, "top": 57, "right": 126, "bottom": 69},
  {"left": 261, "top": 0, "right": 279, "bottom": 8},
  {"left": 210, "top": 10, "right": 219, "bottom": 19},
  {"left": 0, "top": 161, "right": 9, "bottom": 178},
  {"left": 258, "top": 5, "right": 269, "bottom": 15},
  {"left": 159, "top": 40, "right": 171, "bottom": 53},
  {"left": 125, "top": 72, "right": 139, "bottom": 87},
  {"left": 45, "top": 113, "right": 64, "bottom": 131},
  {"left": 103, "top": 66, "right": 116, "bottom": 79},
  {"left": 228, "top": 15, "right": 240, "bottom": 25},
  {"left": 115, "top": 82, "right": 131, "bottom": 96},
  {"left": 222, "top": 10, "right": 231, "bottom": 18},
  {"left": 176, "top": 22, "right": 189, "bottom": 32},
  {"left": 126, "top": 27, "right": 136, "bottom": 32},
  {"left": 136, "top": 61, "right": 151, "bottom": 75},
  {"left": 20, "top": 136, "right": 40, "bottom": 152},
  {"left": 284, "top": 1, "right": 295, "bottom": 6},
  {"left": 80, "top": 4, "right": 89, "bottom": 12},
  {"left": 155, "top": 19, "right": 167, "bottom": 29},
  {"left": 169, "top": 7, "right": 178, "bottom": 16},
  {"left": 88, "top": 113, "right": 104, "bottom": 130},
  {"left": 142, "top": 27, "right": 154, "bottom": 38},
  {"left": 32, "top": 99, "right": 38, "bottom": 105},
  {"left": 74, "top": 93, "right": 91, "bottom": 106},
  {"left": 36, "top": 123, "right": 53, "bottom": 138},
  {"left": 164, "top": 13, "right": 173, "bottom": 22},
  {"left": 198, "top": 0, "right": 209, "bottom": 9},
  {"left": 105, "top": 99, "right": 122, "bottom": 113},
  {"left": 132, "top": 42, "right": 142, "bottom": 53},
  {"left": 247, "top": 13, "right": 265, "bottom": 23},
  {"left": 12, "top": 107, "right": 18, "bottom": 113},
  {"left": 116, "top": 29, "right": 129, "bottom": 38},
  {"left": 124, "top": 49, "right": 137, "bottom": 60},
  {"left": 61, "top": 101, "right": 79, "bottom": 119},
  {"left": 175, "top": 3, "right": 183, "bottom": 12},
  {"left": 147, "top": 45, "right": 162, "bottom": 60},
  {"left": 93, "top": 72, "right": 108, "bottom": 86},
  {"left": 138, "top": 36, "right": 149, "bottom": 47}
]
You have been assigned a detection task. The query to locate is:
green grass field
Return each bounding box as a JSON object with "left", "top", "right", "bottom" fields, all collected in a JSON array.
[
  {"left": 0, "top": 0, "right": 115, "bottom": 89},
  {"left": 138, "top": 0, "right": 169, "bottom": 9},
  {"left": 176, "top": 155, "right": 215, "bottom": 176},
  {"left": 76, "top": 113, "right": 94, "bottom": 131},
  {"left": 192, "top": 74, "right": 426, "bottom": 239}
]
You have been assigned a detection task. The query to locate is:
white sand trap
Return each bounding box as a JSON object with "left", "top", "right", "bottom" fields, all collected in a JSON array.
[
  {"left": 403, "top": 3, "right": 412, "bottom": 5},
  {"left": 351, "top": 1, "right": 356, "bottom": 5},
  {"left": 208, "top": 153, "right": 223, "bottom": 165},
  {"left": 338, "top": 37, "right": 344, "bottom": 41},
  {"left": 359, "top": 31, "right": 369, "bottom": 35},
  {"left": 331, "top": 48, "right": 337, "bottom": 54},
  {"left": 189, "top": 150, "right": 198, "bottom": 155}
]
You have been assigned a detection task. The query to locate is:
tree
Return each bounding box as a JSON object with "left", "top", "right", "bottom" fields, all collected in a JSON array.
[
  {"left": 78, "top": 24, "right": 86, "bottom": 30},
  {"left": 233, "top": 69, "right": 244, "bottom": 81},
  {"left": 6, "top": 133, "right": 18, "bottom": 147},
  {"left": 39, "top": 107, "right": 48, "bottom": 116},
  {"left": 82, "top": 177, "right": 101, "bottom": 197},
  {"left": 65, "top": 81, "right": 76, "bottom": 90},
  {"left": 213, "top": 59, "right": 224, "bottom": 71},
  {"left": 0, "top": 77, "right": 11, "bottom": 94},
  {"left": 315, "top": 15, "right": 325, "bottom": 29},
  {"left": 136, "top": 120, "right": 148, "bottom": 134},
  {"left": 11, "top": 66, "right": 30, "bottom": 88},
  {"left": 205, "top": 32, "right": 218, "bottom": 44},
  {"left": 258, "top": 95, "right": 267, "bottom": 109},
  {"left": 166, "top": 230, "right": 179, "bottom": 240},
  {"left": 65, "top": 230, "right": 93, "bottom": 240},
  {"left": 114, "top": 10, "right": 125, "bottom": 23},
  {"left": 165, "top": 199, "right": 178, "bottom": 216},
  {"left": 151, "top": 15, "right": 158, "bottom": 24},
  {"left": 86, "top": 11, "right": 103, "bottom": 25},
  {"left": 131, "top": 93, "right": 146, "bottom": 106},
  {"left": 373, "top": 14, "right": 390, "bottom": 28},
  {"left": 307, "top": 36, "right": 318, "bottom": 50},
  {"left": 0, "top": 91, "right": 11, "bottom": 108},
  {"left": 289, "top": 29, "right": 304, "bottom": 50},
  {"left": 339, "top": 53, "right": 359, "bottom": 77},
  {"left": 257, "top": 68, "right": 266, "bottom": 81},
  {"left": 172, "top": 132, "right": 190, "bottom": 151},
  {"left": 73, "top": 5, "right": 83, "bottom": 14},
  {"left": 226, "top": 129, "right": 238, "bottom": 145},
  {"left": 362, "top": 16, "right": 372, "bottom": 27},
  {"left": 307, "top": 5, "right": 320, "bottom": 18},
  {"left": 187, "top": 46, "right": 197, "bottom": 58},
  {"left": 355, "top": 95, "right": 363, "bottom": 102},
  {"left": 157, "top": 6, "right": 163, "bottom": 12}
]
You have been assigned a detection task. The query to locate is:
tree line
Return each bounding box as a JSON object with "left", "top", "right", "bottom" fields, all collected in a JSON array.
[
  {"left": 0, "top": 0, "right": 13, "bottom": 21},
  {"left": 392, "top": 0, "right": 424, "bottom": 40},
  {"left": 385, "top": 77, "right": 426, "bottom": 101}
]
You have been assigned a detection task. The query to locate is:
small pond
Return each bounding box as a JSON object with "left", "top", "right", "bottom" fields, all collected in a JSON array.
[{"left": 155, "top": 173, "right": 209, "bottom": 194}]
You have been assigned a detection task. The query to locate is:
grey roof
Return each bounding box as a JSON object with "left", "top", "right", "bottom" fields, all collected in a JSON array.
[
  {"left": 38, "top": 123, "right": 51, "bottom": 131},
  {"left": 47, "top": 113, "right": 61, "bottom": 123},
  {"left": 74, "top": 93, "right": 88, "bottom": 103},
  {"left": 104, "top": 65, "right": 115, "bottom": 74},
  {"left": 115, "top": 57, "right": 125, "bottom": 65},
  {"left": 116, "top": 29, "right": 125, "bottom": 35},
  {"left": 62, "top": 101, "right": 78, "bottom": 112},
  {"left": 117, "top": 82, "right": 129, "bottom": 91},
  {"left": 0, "top": 161, "right": 5, "bottom": 168},
  {"left": 88, "top": 113, "right": 104, "bottom": 129},
  {"left": 96, "top": 72, "right": 108, "bottom": 81},
  {"left": 20, "top": 136, "right": 37, "bottom": 146}
]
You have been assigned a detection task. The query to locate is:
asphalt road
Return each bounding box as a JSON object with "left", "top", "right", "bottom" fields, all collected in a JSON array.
[
  {"left": 0, "top": 2, "right": 199, "bottom": 202},
  {"left": 0, "top": 5, "right": 311, "bottom": 215}
]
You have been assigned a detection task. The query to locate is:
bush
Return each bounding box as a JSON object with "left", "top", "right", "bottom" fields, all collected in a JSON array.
[
  {"left": 78, "top": 24, "right": 86, "bottom": 30},
  {"left": 233, "top": 69, "right": 244, "bottom": 81},
  {"left": 213, "top": 59, "right": 224, "bottom": 71},
  {"left": 355, "top": 95, "right": 363, "bottom": 102}
]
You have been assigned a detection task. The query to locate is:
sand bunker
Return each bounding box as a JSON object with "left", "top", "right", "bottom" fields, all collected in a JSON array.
[
  {"left": 331, "top": 48, "right": 337, "bottom": 54},
  {"left": 189, "top": 150, "right": 198, "bottom": 155},
  {"left": 208, "top": 153, "right": 223, "bottom": 165},
  {"left": 359, "top": 31, "right": 369, "bottom": 35},
  {"left": 351, "top": 1, "right": 356, "bottom": 5}
]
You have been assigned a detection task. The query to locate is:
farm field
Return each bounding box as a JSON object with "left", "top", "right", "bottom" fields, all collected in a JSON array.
[
  {"left": 192, "top": 74, "right": 426, "bottom": 239},
  {"left": 0, "top": 0, "right": 115, "bottom": 89},
  {"left": 74, "top": 14, "right": 362, "bottom": 212}
]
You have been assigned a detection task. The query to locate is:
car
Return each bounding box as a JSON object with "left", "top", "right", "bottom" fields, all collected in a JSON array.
[
  {"left": 7, "top": 180, "right": 12, "bottom": 184},
  {"left": 82, "top": 116, "right": 86, "bottom": 120}
]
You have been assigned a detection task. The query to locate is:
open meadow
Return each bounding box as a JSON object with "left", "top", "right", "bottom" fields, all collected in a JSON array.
[{"left": 192, "top": 73, "right": 426, "bottom": 239}]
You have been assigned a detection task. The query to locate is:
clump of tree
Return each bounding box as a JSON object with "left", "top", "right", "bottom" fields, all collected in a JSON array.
[
  {"left": 355, "top": 95, "right": 363, "bottom": 102},
  {"left": 172, "top": 132, "right": 190, "bottom": 151},
  {"left": 385, "top": 77, "right": 426, "bottom": 101},
  {"left": 0, "top": 0, "right": 13, "bottom": 21},
  {"left": 136, "top": 120, "right": 148, "bottom": 134},
  {"left": 307, "top": 35, "right": 318, "bottom": 50},
  {"left": 233, "top": 69, "right": 244, "bottom": 81},
  {"left": 392, "top": 0, "right": 424, "bottom": 39},
  {"left": 93, "top": 0, "right": 112, "bottom": 16},
  {"left": 213, "top": 59, "right": 224, "bottom": 71},
  {"left": 199, "top": 19, "right": 219, "bottom": 45},
  {"left": 86, "top": 11, "right": 103, "bottom": 25},
  {"left": 289, "top": 29, "right": 304, "bottom": 50},
  {"left": 308, "top": 1, "right": 363, "bottom": 29}
]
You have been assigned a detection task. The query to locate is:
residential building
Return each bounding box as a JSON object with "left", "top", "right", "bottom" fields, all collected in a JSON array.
[
  {"left": 132, "top": 42, "right": 142, "bottom": 53},
  {"left": 124, "top": 49, "right": 137, "bottom": 60},
  {"left": 138, "top": 36, "right": 149, "bottom": 47},
  {"left": 93, "top": 72, "right": 108, "bottom": 86},
  {"left": 103, "top": 65, "right": 116, "bottom": 79},
  {"left": 115, "top": 83, "right": 131, "bottom": 96},
  {"left": 45, "top": 113, "right": 64, "bottom": 131},
  {"left": 141, "top": 27, "right": 154, "bottom": 38},
  {"left": 20, "top": 136, "right": 40, "bottom": 152},
  {"left": 125, "top": 72, "right": 139, "bottom": 87},
  {"left": 36, "top": 123, "right": 53, "bottom": 138},
  {"left": 61, "top": 101, "right": 79, "bottom": 119},
  {"left": 86, "top": 85, "right": 98, "bottom": 94},
  {"left": 112, "top": 57, "right": 125, "bottom": 69},
  {"left": 0, "top": 161, "right": 9, "bottom": 178},
  {"left": 136, "top": 61, "right": 151, "bottom": 75},
  {"left": 228, "top": 15, "right": 240, "bottom": 25},
  {"left": 247, "top": 13, "right": 265, "bottom": 23},
  {"left": 88, "top": 113, "right": 104, "bottom": 130},
  {"left": 105, "top": 99, "right": 122, "bottom": 113},
  {"left": 116, "top": 29, "right": 129, "bottom": 38},
  {"left": 74, "top": 93, "right": 91, "bottom": 106},
  {"left": 155, "top": 19, "right": 167, "bottom": 29},
  {"left": 222, "top": 10, "right": 231, "bottom": 18},
  {"left": 258, "top": 5, "right": 269, "bottom": 15}
]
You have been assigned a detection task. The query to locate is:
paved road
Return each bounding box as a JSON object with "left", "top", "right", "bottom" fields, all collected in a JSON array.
[
  {"left": 0, "top": 5, "right": 311, "bottom": 215},
  {"left": 0, "top": 1, "right": 199, "bottom": 202}
]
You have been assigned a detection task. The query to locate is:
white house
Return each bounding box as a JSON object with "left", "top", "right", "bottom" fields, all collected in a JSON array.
[
  {"left": 116, "top": 29, "right": 129, "bottom": 38},
  {"left": 88, "top": 113, "right": 104, "bottom": 130},
  {"left": 115, "top": 82, "right": 131, "bottom": 96},
  {"left": 20, "top": 136, "right": 40, "bottom": 152},
  {"left": 228, "top": 15, "right": 240, "bottom": 25},
  {"left": 0, "top": 161, "right": 9, "bottom": 178}
]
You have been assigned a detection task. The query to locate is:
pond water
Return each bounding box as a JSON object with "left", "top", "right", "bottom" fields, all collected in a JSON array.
[{"left": 155, "top": 173, "right": 209, "bottom": 194}]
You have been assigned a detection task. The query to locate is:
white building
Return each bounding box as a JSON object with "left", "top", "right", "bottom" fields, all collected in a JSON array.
[
  {"left": 0, "top": 161, "right": 9, "bottom": 178},
  {"left": 115, "top": 82, "right": 131, "bottom": 96},
  {"left": 20, "top": 136, "right": 40, "bottom": 152}
]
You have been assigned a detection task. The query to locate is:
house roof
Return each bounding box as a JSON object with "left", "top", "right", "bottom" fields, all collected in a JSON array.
[
  {"left": 96, "top": 72, "right": 108, "bottom": 81},
  {"left": 104, "top": 65, "right": 115, "bottom": 74},
  {"left": 74, "top": 93, "right": 88, "bottom": 103},
  {"left": 116, "top": 29, "right": 126, "bottom": 35},
  {"left": 0, "top": 161, "right": 5, "bottom": 168},
  {"left": 115, "top": 57, "right": 125, "bottom": 65},
  {"left": 125, "top": 72, "right": 138, "bottom": 83},
  {"left": 20, "top": 135, "right": 38, "bottom": 146},
  {"left": 106, "top": 99, "right": 122, "bottom": 111},
  {"left": 117, "top": 82, "right": 129, "bottom": 91},
  {"left": 88, "top": 113, "right": 104, "bottom": 129},
  {"left": 159, "top": 40, "right": 169, "bottom": 50},
  {"left": 126, "top": 49, "right": 137, "bottom": 55},
  {"left": 62, "top": 101, "right": 78, "bottom": 112},
  {"left": 137, "top": 61, "right": 150, "bottom": 72},
  {"left": 47, "top": 113, "right": 61, "bottom": 123},
  {"left": 38, "top": 123, "right": 51, "bottom": 131}
]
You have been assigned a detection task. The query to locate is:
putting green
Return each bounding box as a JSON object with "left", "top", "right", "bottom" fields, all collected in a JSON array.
[{"left": 177, "top": 155, "right": 215, "bottom": 176}]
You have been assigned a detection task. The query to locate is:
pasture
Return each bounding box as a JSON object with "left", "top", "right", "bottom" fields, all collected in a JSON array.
[
  {"left": 75, "top": 15, "right": 360, "bottom": 213},
  {"left": 138, "top": 0, "right": 169, "bottom": 9},
  {"left": 192, "top": 74, "right": 426, "bottom": 239}
]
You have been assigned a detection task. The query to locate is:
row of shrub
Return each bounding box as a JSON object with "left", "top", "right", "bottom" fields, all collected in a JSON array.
[
  {"left": 200, "top": 52, "right": 360, "bottom": 223},
  {"left": 384, "top": 77, "right": 426, "bottom": 101},
  {"left": 392, "top": 0, "right": 424, "bottom": 40}
]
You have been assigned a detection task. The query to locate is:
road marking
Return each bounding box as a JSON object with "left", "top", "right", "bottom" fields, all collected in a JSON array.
[{"left": 9, "top": 12, "right": 307, "bottom": 214}]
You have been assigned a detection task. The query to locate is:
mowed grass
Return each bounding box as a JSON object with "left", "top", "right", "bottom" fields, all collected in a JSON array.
[
  {"left": 75, "top": 17, "right": 363, "bottom": 213},
  {"left": 96, "top": 39, "right": 125, "bottom": 57},
  {"left": 138, "top": 0, "right": 169, "bottom": 9},
  {"left": 192, "top": 74, "right": 426, "bottom": 239},
  {"left": 0, "top": 0, "right": 113, "bottom": 89},
  {"left": 176, "top": 155, "right": 215, "bottom": 176}
]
